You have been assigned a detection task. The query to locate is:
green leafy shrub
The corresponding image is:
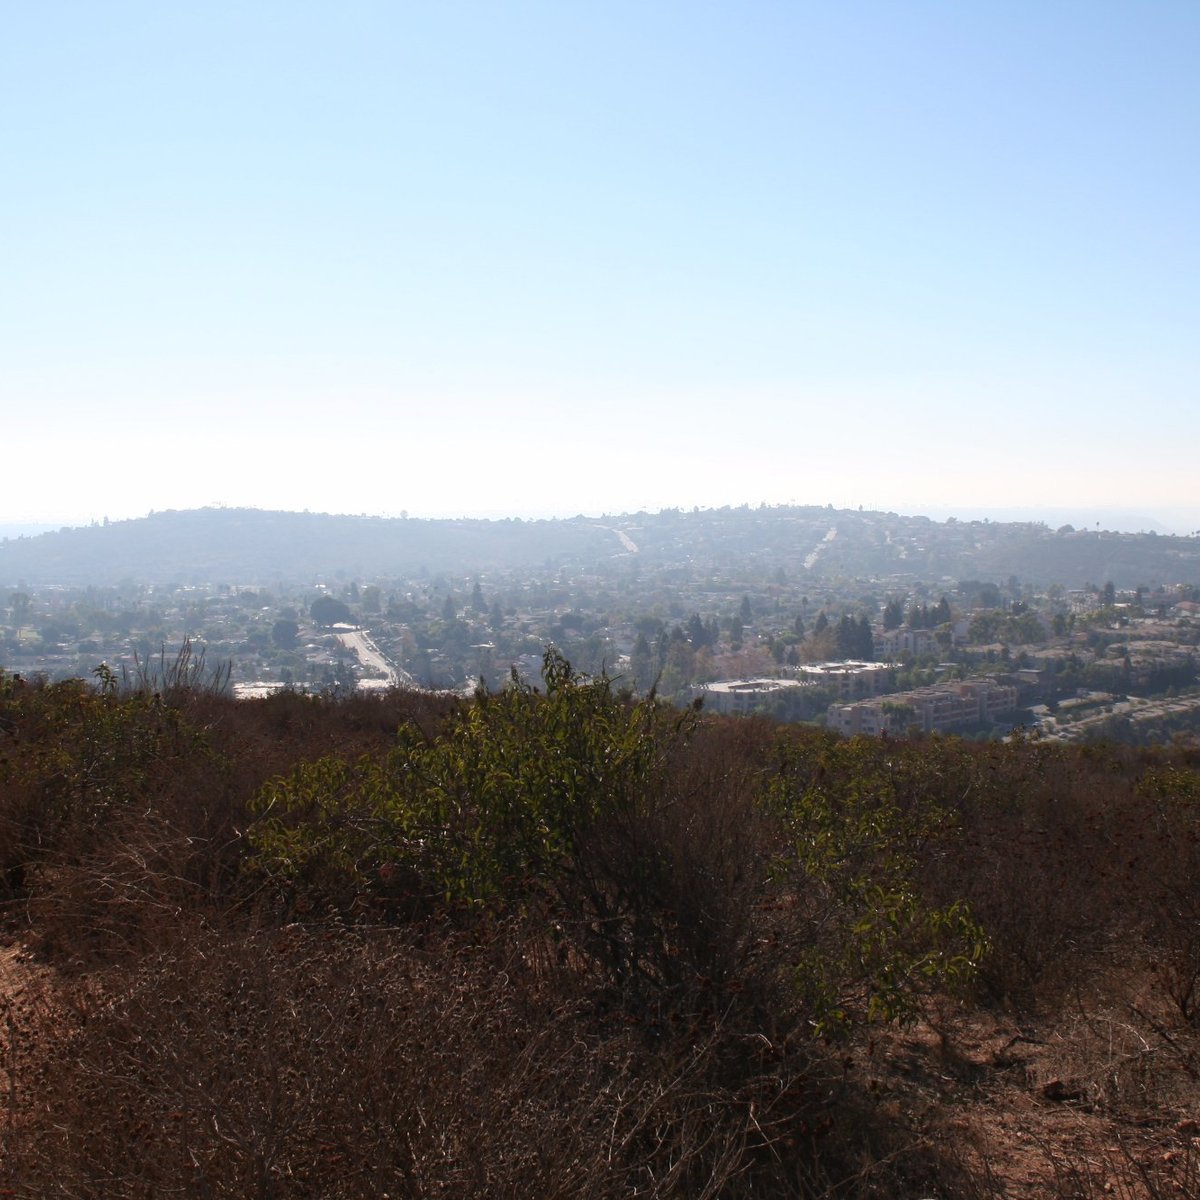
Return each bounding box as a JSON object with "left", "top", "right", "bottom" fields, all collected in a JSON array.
[
  {"left": 249, "top": 659, "right": 988, "bottom": 1027},
  {"left": 249, "top": 650, "right": 701, "bottom": 996},
  {"left": 766, "top": 733, "right": 986, "bottom": 1032},
  {"left": 0, "top": 672, "right": 206, "bottom": 896}
]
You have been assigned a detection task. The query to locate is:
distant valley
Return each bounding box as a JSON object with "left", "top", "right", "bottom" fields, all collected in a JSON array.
[{"left": 5, "top": 504, "right": 1200, "bottom": 746}]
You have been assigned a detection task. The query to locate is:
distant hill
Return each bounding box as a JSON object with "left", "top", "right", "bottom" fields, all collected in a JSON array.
[
  {"left": 2, "top": 504, "right": 1199, "bottom": 588},
  {"left": 0, "top": 523, "right": 58, "bottom": 540},
  {"left": 0, "top": 509, "right": 617, "bottom": 587}
]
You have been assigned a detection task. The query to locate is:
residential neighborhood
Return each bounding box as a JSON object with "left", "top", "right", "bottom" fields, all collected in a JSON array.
[{"left": 5, "top": 509, "right": 1200, "bottom": 746}]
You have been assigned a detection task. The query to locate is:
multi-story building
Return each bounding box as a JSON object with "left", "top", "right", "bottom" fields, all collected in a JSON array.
[
  {"left": 830, "top": 679, "right": 1018, "bottom": 737},
  {"left": 701, "top": 677, "right": 811, "bottom": 715},
  {"left": 874, "top": 627, "right": 941, "bottom": 659},
  {"left": 792, "top": 660, "right": 892, "bottom": 698}
]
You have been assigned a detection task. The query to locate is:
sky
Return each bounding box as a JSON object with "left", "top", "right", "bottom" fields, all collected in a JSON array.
[{"left": 3, "top": 2, "right": 1198, "bottom": 532}]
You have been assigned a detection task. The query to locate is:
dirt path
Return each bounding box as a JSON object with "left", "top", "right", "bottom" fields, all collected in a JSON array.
[{"left": 0, "top": 940, "right": 60, "bottom": 1173}]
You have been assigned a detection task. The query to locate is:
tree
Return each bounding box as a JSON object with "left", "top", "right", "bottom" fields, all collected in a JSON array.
[
  {"left": 310, "top": 595, "right": 352, "bottom": 627},
  {"left": 834, "top": 615, "right": 874, "bottom": 661},
  {"left": 729, "top": 616, "right": 744, "bottom": 649},
  {"left": 1007, "top": 612, "right": 1045, "bottom": 644},
  {"left": 685, "top": 613, "right": 718, "bottom": 651},
  {"left": 858, "top": 615, "right": 875, "bottom": 660},
  {"left": 37, "top": 622, "right": 62, "bottom": 649},
  {"left": 836, "top": 615, "right": 857, "bottom": 660},
  {"left": 655, "top": 629, "right": 670, "bottom": 670},
  {"left": 883, "top": 599, "right": 904, "bottom": 631},
  {"left": 630, "top": 631, "right": 656, "bottom": 693},
  {"left": 907, "top": 604, "right": 930, "bottom": 630},
  {"left": 968, "top": 612, "right": 1001, "bottom": 643},
  {"left": 660, "top": 638, "right": 695, "bottom": 695},
  {"left": 8, "top": 592, "right": 32, "bottom": 626},
  {"left": 272, "top": 618, "right": 300, "bottom": 650},
  {"left": 960, "top": 581, "right": 1001, "bottom": 609}
]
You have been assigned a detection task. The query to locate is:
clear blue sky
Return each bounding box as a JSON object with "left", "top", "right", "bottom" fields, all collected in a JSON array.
[{"left": 3, "top": 2, "right": 1198, "bottom": 530}]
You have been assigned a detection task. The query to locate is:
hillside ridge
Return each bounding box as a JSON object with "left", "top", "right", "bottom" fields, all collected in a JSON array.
[{"left": 4, "top": 503, "right": 1200, "bottom": 588}]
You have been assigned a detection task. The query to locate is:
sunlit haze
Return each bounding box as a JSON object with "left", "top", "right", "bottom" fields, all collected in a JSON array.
[{"left": 3, "top": 3, "right": 1198, "bottom": 532}]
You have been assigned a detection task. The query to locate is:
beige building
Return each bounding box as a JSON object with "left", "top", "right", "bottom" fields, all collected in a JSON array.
[
  {"left": 874, "top": 628, "right": 941, "bottom": 659},
  {"left": 830, "top": 679, "right": 1018, "bottom": 737},
  {"left": 793, "top": 660, "right": 892, "bottom": 699},
  {"left": 701, "top": 677, "right": 811, "bottom": 715}
]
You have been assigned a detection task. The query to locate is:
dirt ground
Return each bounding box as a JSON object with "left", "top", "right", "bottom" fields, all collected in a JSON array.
[{"left": 862, "top": 992, "right": 1200, "bottom": 1197}]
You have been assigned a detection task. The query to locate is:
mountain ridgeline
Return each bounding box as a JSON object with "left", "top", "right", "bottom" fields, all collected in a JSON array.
[{"left": 2, "top": 504, "right": 1199, "bottom": 588}]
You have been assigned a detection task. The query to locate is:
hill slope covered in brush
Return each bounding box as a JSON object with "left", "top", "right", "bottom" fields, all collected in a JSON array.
[{"left": 3, "top": 658, "right": 1200, "bottom": 1194}]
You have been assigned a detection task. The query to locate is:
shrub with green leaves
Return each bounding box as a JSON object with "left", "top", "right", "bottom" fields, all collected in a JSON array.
[
  {"left": 248, "top": 650, "right": 697, "bottom": 991},
  {"left": 767, "top": 734, "right": 986, "bottom": 1032},
  {"left": 0, "top": 671, "right": 206, "bottom": 897}
]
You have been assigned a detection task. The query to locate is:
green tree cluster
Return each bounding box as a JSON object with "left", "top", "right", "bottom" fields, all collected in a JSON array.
[
  {"left": 835, "top": 614, "right": 875, "bottom": 660},
  {"left": 310, "top": 595, "right": 352, "bottom": 626}
]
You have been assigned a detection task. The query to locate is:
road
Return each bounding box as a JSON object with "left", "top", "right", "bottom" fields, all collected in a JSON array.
[
  {"left": 598, "top": 525, "right": 639, "bottom": 553},
  {"left": 335, "top": 627, "right": 415, "bottom": 689},
  {"left": 803, "top": 526, "right": 838, "bottom": 570}
]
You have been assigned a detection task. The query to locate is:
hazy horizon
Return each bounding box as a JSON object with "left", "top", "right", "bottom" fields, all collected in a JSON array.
[{"left": 4, "top": 3, "right": 1197, "bottom": 529}]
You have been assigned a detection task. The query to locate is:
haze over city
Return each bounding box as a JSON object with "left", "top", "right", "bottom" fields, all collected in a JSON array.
[{"left": 4, "top": 3, "right": 1197, "bottom": 532}]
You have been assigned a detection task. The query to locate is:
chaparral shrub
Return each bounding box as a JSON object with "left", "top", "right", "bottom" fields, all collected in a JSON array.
[
  {"left": 766, "top": 732, "right": 987, "bottom": 1033},
  {"left": 248, "top": 650, "right": 709, "bottom": 1001}
]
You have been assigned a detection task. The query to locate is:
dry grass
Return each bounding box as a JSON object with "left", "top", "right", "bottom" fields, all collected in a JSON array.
[
  {"left": 4, "top": 674, "right": 1200, "bottom": 1196},
  {"left": 4, "top": 920, "right": 962, "bottom": 1198}
]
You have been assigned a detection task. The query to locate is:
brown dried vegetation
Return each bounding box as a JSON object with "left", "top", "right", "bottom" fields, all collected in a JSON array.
[{"left": 3, "top": 665, "right": 1200, "bottom": 1197}]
